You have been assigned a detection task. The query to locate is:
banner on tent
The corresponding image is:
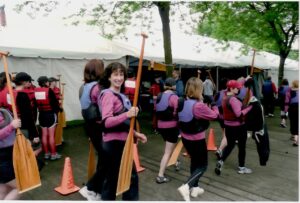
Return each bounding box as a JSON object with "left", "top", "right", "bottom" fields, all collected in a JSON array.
[{"left": 148, "top": 61, "right": 166, "bottom": 71}]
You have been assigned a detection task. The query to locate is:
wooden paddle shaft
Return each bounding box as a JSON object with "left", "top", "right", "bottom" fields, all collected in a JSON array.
[
  {"left": 243, "top": 49, "right": 256, "bottom": 105},
  {"left": 61, "top": 83, "right": 66, "bottom": 106},
  {"left": 116, "top": 33, "right": 148, "bottom": 195},
  {"left": 250, "top": 49, "right": 256, "bottom": 76},
  {"left": 206, "top": 69, "right": 216, "bottom": 88},
  {"left": 57, "top": 74, "right": 62, "bottom": 93},
  {"left": 1, "top": 52, "right": 18, "bottom": 120}
]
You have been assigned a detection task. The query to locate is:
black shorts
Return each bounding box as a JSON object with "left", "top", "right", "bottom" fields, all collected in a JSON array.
[
  {"left": 158, "top": 127, "right": 179, "bottom": 143},
  {"left": 39, "top": 111, "right": 57, "bottom": 128},
  {"left": 288, "top": 105, "right": 299, "bottom": 135},
  {"left": 0, "top": 146, "right": 15, "bottom": 183}
]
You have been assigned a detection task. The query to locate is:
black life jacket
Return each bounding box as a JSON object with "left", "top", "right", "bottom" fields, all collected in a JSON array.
[
  {"left": 156, "top": 92, "right": 176, "bottom": 121},
  {"left": 79, "top": 82, "right": 101, "bottom": 121},
  {"left": 178, "top": 98, "right": 209, "bottom": 134}
]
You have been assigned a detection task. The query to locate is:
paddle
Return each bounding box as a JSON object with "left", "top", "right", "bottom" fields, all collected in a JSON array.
[
  {"left": 87, "top": 140, "right": 96, "bottom": 180},
  {"left": 206, "top": 69, "right": 216, "bottom": 90},
  {"left": 168, "top": 69, "right": 202, "bottom": 167},
  {"left": 116, "top": 33, "right": 148, "bottom": 196},
  {"left": 167, "top": 139, "right": 183, "bottom": 166},
  {"left": 54, "top": 78, "right": 64, "bottom": 145},
  {"left": 0, "top": 51, "right": 41, "bottom": 193},
  {"left": 61, "top": 82, "right": 66, "bottom": 127},
  {"left": 243, "top": 49, "right": 256, "bottom": 105}
]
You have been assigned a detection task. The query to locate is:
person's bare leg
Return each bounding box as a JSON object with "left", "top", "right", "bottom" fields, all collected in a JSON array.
[
  {"left": 218, "top": 128, "right": 227, "bottom": 151},
  {"left": 4, "top": 180, "right": 20, "bottom": 200},
  {"left": 158, "top": 141, "right": 176, "bottom": 177},
  {"left": 49, "top": 127, "right": 57, "bottom": 154},
  {"left": 0, "top": 184, "right": 10, "bottom": 199}
]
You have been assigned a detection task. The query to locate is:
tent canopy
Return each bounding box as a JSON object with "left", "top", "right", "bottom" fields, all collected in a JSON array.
[
  {"left": 132, "top": 33, "right": 298, "bottom": 70},
  {"left": 0, "top": 27, "right": 298, "bottom": 121},
  {"left": 0, "top": 27, "right": 139, "bottom": 59}
]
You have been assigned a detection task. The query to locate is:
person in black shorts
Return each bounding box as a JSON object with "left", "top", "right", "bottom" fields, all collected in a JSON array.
[
  {"left": 155, "top": 77, "right": 179, "bottom": 183},
  {"left": 34, "top": 76, "right": 62, "bottom": 160}
]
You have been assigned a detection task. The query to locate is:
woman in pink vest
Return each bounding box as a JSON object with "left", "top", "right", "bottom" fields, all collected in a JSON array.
[
  {"left": 99, "top": 62, "right": 147, "bottom": 200},
  {"left": 215, "top": 80, "right": 252, "bottom": 176}
]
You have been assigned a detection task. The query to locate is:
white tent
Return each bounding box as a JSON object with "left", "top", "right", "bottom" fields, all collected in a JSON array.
[
  {"left": 124, "top": 33, "right": 298, "bottom": 85},
  {"left": 0, "top": 28, "right": 298, "bottom": 120},
  {"left": 0, "top": 27, "right": 140, "bottom": 121}
]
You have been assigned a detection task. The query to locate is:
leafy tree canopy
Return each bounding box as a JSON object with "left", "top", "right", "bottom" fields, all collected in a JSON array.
[
  {"left": 190, "top": 2, "right": 298, "bottom": 84},
  {"left": 190, "top": 2, "right": 298, "bottom": 57}
]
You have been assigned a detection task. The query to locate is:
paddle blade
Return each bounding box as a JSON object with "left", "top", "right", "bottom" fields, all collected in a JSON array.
[
  {"left": 116, "top": 128, "right": 134, "bottom": 196},
  {"left": 61, "top": 111, "right": 66, "bottom": 128},
  {"left": 55, "top": 112, "right": 63, "bottom": 146},
  {"left": 167, "top": 139, "right": 183, "bottom": 166},
  {"left": 13, "top": 132, "right": 41, "bottom": 193},
  {"left": 87, "top": 141, "right": 96, "bottom": 180}
]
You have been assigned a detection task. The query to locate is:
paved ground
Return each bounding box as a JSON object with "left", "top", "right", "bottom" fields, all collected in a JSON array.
[{"left": 21, "top": 107, "right": 298, "bottom": 201}]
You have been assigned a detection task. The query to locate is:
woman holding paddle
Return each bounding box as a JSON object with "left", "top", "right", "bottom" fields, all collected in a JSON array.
[
  {"left": 0, "top": 108, "right": 21, "bottom": 200},
  {"left": 0, "top": 74, "right": 22, "bottom": 200},
  {"left": 177, "top": 77, "right": 219, "bottom": 201},
  {"left": 99, "top": 62, "right": 147, "bottom": 200}
]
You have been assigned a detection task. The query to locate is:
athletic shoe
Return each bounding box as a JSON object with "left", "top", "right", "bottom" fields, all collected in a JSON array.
[
  {"left": 79, "top": 186, "right": 101, "bottom": 201},
  {"left": 215, "top": 149, "right": 222, "bottom": 160},
  {"left": 215, "top": 160, "right": 223, "bottom": 176},
  {"left": 177, "top": 184, "right": 190, "bottom": 201},
  {"left": 190, "top": 187, "right": 204, "bottom": 198},
  {"left": 50, "top": 153, "right": 62, "bottom": 160},
  {"left": 44, "top": 153, "right": 50, "bottom": 160},
  {"left": 237, "top": 167, "right": 252, "bottom": 174},
  {"left": 175, "top": 160, "right": 181, "bottom": 171},
  {"left": 268, "top": 113, "right": 274, "bottom": 117},
  {"left": 280, "top": 123, "right": 287, "bottom": 128},
  {"left": 156, "top": 176, "right": 170, "bottom": 184}
]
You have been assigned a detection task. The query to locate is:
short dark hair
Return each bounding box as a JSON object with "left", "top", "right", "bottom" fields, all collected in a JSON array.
[
  {"left": 281, "top": 78, "right": 289, "bottom": 86},
  {"left": 84, "top": 59, "right": 104, "bottom": 83},
  {"left": 37, "top": 76, "right": 49, "bottom": 87},
  {"left": 0, "top": 72, "right": 7, "bottom": 91}
]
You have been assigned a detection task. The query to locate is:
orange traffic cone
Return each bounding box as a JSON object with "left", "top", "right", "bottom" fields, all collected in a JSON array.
[
  {"left": 207, "top": 128, "right": 217, "bottom": 151},
  {"left": 133, "top": 143, "right": 145, "bottom": 172},
  {"left": 54, "top": 157, "right": 80, "bottom": 195}
]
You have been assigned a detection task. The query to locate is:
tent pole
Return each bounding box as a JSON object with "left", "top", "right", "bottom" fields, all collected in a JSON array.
[{"left": 216, "top": 67, "right": 219, "bottom": 92}]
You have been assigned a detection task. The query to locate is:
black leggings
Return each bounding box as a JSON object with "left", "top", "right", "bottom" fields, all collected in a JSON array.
[
  {"left": 222, "top": 124, "right": 247, "bottom": 167},
  {"left": 182, "top": 138, "right": 207, "bottom": 188},
  {"left": 101, "top": 140, "right": 138, "bottom": 200},
  {"left": 84, "top": 120, "right": 104, "bottom": 194},
  {"left": 288, "top": 104, "right": 299, "bottom": 135}
]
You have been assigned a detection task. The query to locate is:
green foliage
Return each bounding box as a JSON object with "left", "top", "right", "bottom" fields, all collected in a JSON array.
[
  {"left": 191, "top": 2, "right": 298, "bottom": 84},
  {"left": 191, "top": 2, "right": 298, "bottom": 54}
]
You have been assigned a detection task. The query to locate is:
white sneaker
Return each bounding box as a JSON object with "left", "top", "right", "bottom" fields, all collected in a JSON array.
[
  {"left": 177, "top": 184, "right": 190, "bottom": 201},
  {"left": 237, "top": 167, "right": 252, "bottom": 174},
  {"left": 79, "top": 186, "right": 101, "bottom": 201},
  {"left": 190, "top": 186, "right": 204, "bottom": 198}
]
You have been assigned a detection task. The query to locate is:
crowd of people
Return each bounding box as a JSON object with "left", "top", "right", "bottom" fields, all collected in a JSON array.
[
  {"left": 0, "top": 58, "right": 298, "bottom": 201},
  {"left": 0, "top": 72, "right": 63, "bottom": 199}
]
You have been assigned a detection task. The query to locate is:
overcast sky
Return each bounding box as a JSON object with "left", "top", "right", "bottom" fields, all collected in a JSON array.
[
  {"left": 0, "top": 0, "right": 298, "bottom": 50},
  {"left": 0, "top": 1, "right": 201, "bottom": 48}
]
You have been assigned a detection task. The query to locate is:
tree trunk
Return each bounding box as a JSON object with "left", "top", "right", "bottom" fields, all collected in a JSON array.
[
  {"left": 156, "top": 2, "right": 173, "bottom": 77},
  {"left": 278, "top": 54, "right": 286, "bottom": 86}
]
